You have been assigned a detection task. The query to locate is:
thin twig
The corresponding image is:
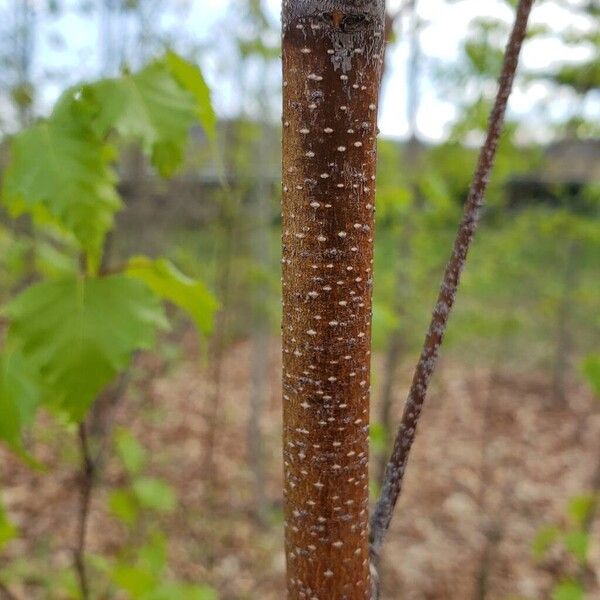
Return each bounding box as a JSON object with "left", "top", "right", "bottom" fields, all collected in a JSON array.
[
  {"left": 74, "top": 422, "right": 95, "bottom": 600},
  {"left": 89, "top": 373, "right": 131, "bottom": 469},
  {"left": 370, "top": 0, "right": 535, "bottom": 576}
]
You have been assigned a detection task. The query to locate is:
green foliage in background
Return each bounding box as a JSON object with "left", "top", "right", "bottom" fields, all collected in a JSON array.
[
  {"left": 0, "top": 52, "right": 219, "bottom": 596},
  {"left": 105, "top": 429, "right": 216, "bottom": 599},
  {"left": 532, "top": 494, "right": 596, "bottom": 600},
  {"left": 2, "top": 54, "right": 214, "bottom": 272},
  {"left": 126, "top": 256, "right": 219, "bottom": 336},
  {"left": 529, "top": 360, "right": 600, "bottom": 600},
  {"left": 0, "top": 52, "right": 217, "bottom": 448},
  {"left": 0, "top": 496, "right": 17, "bottom": 552},
  {"left": 4, "top": 276, "right": 167, "bottom": 422},
  {"left": 582, "top": 354, "right": 600, "bottom": 397},
  {"left": 108, "top": 533, "right": 216, "bottom": 600},
  {"left": 109, "top": 428, "right": 176, "bottom": 525},
  {"left": 0, "top": 350, "right": 42, "bottom": 453}
]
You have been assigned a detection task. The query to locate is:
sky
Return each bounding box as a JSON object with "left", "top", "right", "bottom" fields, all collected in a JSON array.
[{"left": 15, "top": 0, "right": 600, "bottom": 142}]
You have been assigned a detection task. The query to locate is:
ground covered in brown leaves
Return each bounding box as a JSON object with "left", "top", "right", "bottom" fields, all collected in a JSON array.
[{"left": 1, "top": 337, "right": 599, "bottom": 599}]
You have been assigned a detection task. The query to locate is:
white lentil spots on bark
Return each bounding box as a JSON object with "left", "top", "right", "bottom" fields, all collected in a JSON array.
[{"left": 282, "top": 1, "right": 385, "bottom": 598}]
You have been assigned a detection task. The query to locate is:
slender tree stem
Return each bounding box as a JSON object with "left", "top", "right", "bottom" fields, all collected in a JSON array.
[
  {"left": 370, "top": 0, "right": 535, "bottom": 575},
  {"left": 281, "top": 2, "right": 385, "bottom": 597},
  {"left": 74, "top": 422, "right": 94, "bottom": 600},
  {"left": 203, "top": 121, "right": 240, "bottom": 483}
]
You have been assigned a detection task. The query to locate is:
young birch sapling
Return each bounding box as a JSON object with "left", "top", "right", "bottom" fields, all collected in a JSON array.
[{"left": 281, "top": 1, "right": 385, "bottom": 597}]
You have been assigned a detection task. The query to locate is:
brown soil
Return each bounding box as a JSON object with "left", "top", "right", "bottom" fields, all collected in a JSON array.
[{"left": 1, "top": 336, "right": 598, "bottom": 599}]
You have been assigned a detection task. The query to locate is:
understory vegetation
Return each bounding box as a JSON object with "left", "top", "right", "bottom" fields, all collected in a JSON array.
[{"left": 0, "top": 0, "right": 598, "bottom": 598}]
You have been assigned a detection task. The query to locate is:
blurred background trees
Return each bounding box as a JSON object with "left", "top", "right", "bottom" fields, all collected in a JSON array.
[{"left": 0, "top": 0, "right": 598, "bottom": 598}]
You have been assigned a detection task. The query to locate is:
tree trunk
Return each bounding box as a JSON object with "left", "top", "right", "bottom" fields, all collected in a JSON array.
[{"left": 281, "top": 2, "right": 385, "bottom": 598}]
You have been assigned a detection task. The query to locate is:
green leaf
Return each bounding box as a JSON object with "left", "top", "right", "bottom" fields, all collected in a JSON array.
[
  {"left": 0, "top": 501, "right": 17, "bottom": 551},
  {"left": 567, "top": 494, "right": 597, "bottom": 527},
  {"left": 126, "top": 256, "right": 218, "bottom": 335},
  {"left": 151, "top": 140, "right": 185, "bottom": 179},
  {"left": 0, "top": 226, "right": 31, "bottom": 290},
  {"left": 564, "top": 530, "right": 589, "bottom": 563},
  {"left": 4, "top": 276, "right": 167, "bottom": 422},
  {"left": 551, "top": 580, "right": 584, "bottom": 600},
  {"left": 138, "top": 532, "right": 167, "bottom": 573},
  {"left": 90, "top": 60, "right": 199, "bottom": 176},
  {"left": 112, "top": 565, "right": 156, "bottom": 597},
  {"left": 372, "top": 300, "right": 400, "bottom": 350},
  {"left": 582, "top": 354, "right": 600, "bottom": 397},
  {"left": 2, "top": 93, "right": 121, "bottom": 270},
  {"left": 550, "top": 59, "right": 600, "bottom": 95},
  {"left": 369, "top": 422, "right": 388, "bottom": 455},
  {"left": 111, "top": 533, "right": 217, "bottom": 600},
  {"left": 108, "top": 489, "right": 139, "bottom": 525},
  {"left": 0, "top": 350, "right": 43, "bottom": 452},
  {"left": 166, "top": 51, "right": 216, "bottom": 141},
  {"left": 115, "top": 428, "right": 147, "bottom": 476},
  {"left": 532, "top": 525, "right": 560, "bottom": 560},
  {"left": 132, "top": 477, "right": 176, "bottom": 513},
  {"left": 34, "top": 239, "right": 79, "bottom": 279}
]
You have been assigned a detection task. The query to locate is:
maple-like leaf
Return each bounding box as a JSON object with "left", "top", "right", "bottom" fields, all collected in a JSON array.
[{"left": 4, "top": 275, "right": 168, "bottom": 421}]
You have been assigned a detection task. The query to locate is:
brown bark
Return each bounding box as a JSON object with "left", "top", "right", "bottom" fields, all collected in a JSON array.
[
  {"left": 74, "top": 422, "right": 94, "bottom": 600},
  {"left": 281, "top": 2, "right": 385, "bottom": 598}
]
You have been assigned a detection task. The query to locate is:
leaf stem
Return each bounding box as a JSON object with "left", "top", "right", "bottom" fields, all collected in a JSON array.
[{"left": 370, "top": 0, "right": 535, "bottom": 578}]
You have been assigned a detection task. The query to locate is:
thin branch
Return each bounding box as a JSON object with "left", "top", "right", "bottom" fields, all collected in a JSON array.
[
  {"left": 89, "top": 373, "right": 131, "bottom": 469},
  {"left": 370, "top": 0, "right": 535, "bottom": 571},
  {"left": 74, "top": 422, "right": 95, "bottom": 600}
]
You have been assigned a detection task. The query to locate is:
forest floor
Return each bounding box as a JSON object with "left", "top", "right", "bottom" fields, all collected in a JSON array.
[{"left": 1, "top": 334, "right": 599, "bottom": 599}]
